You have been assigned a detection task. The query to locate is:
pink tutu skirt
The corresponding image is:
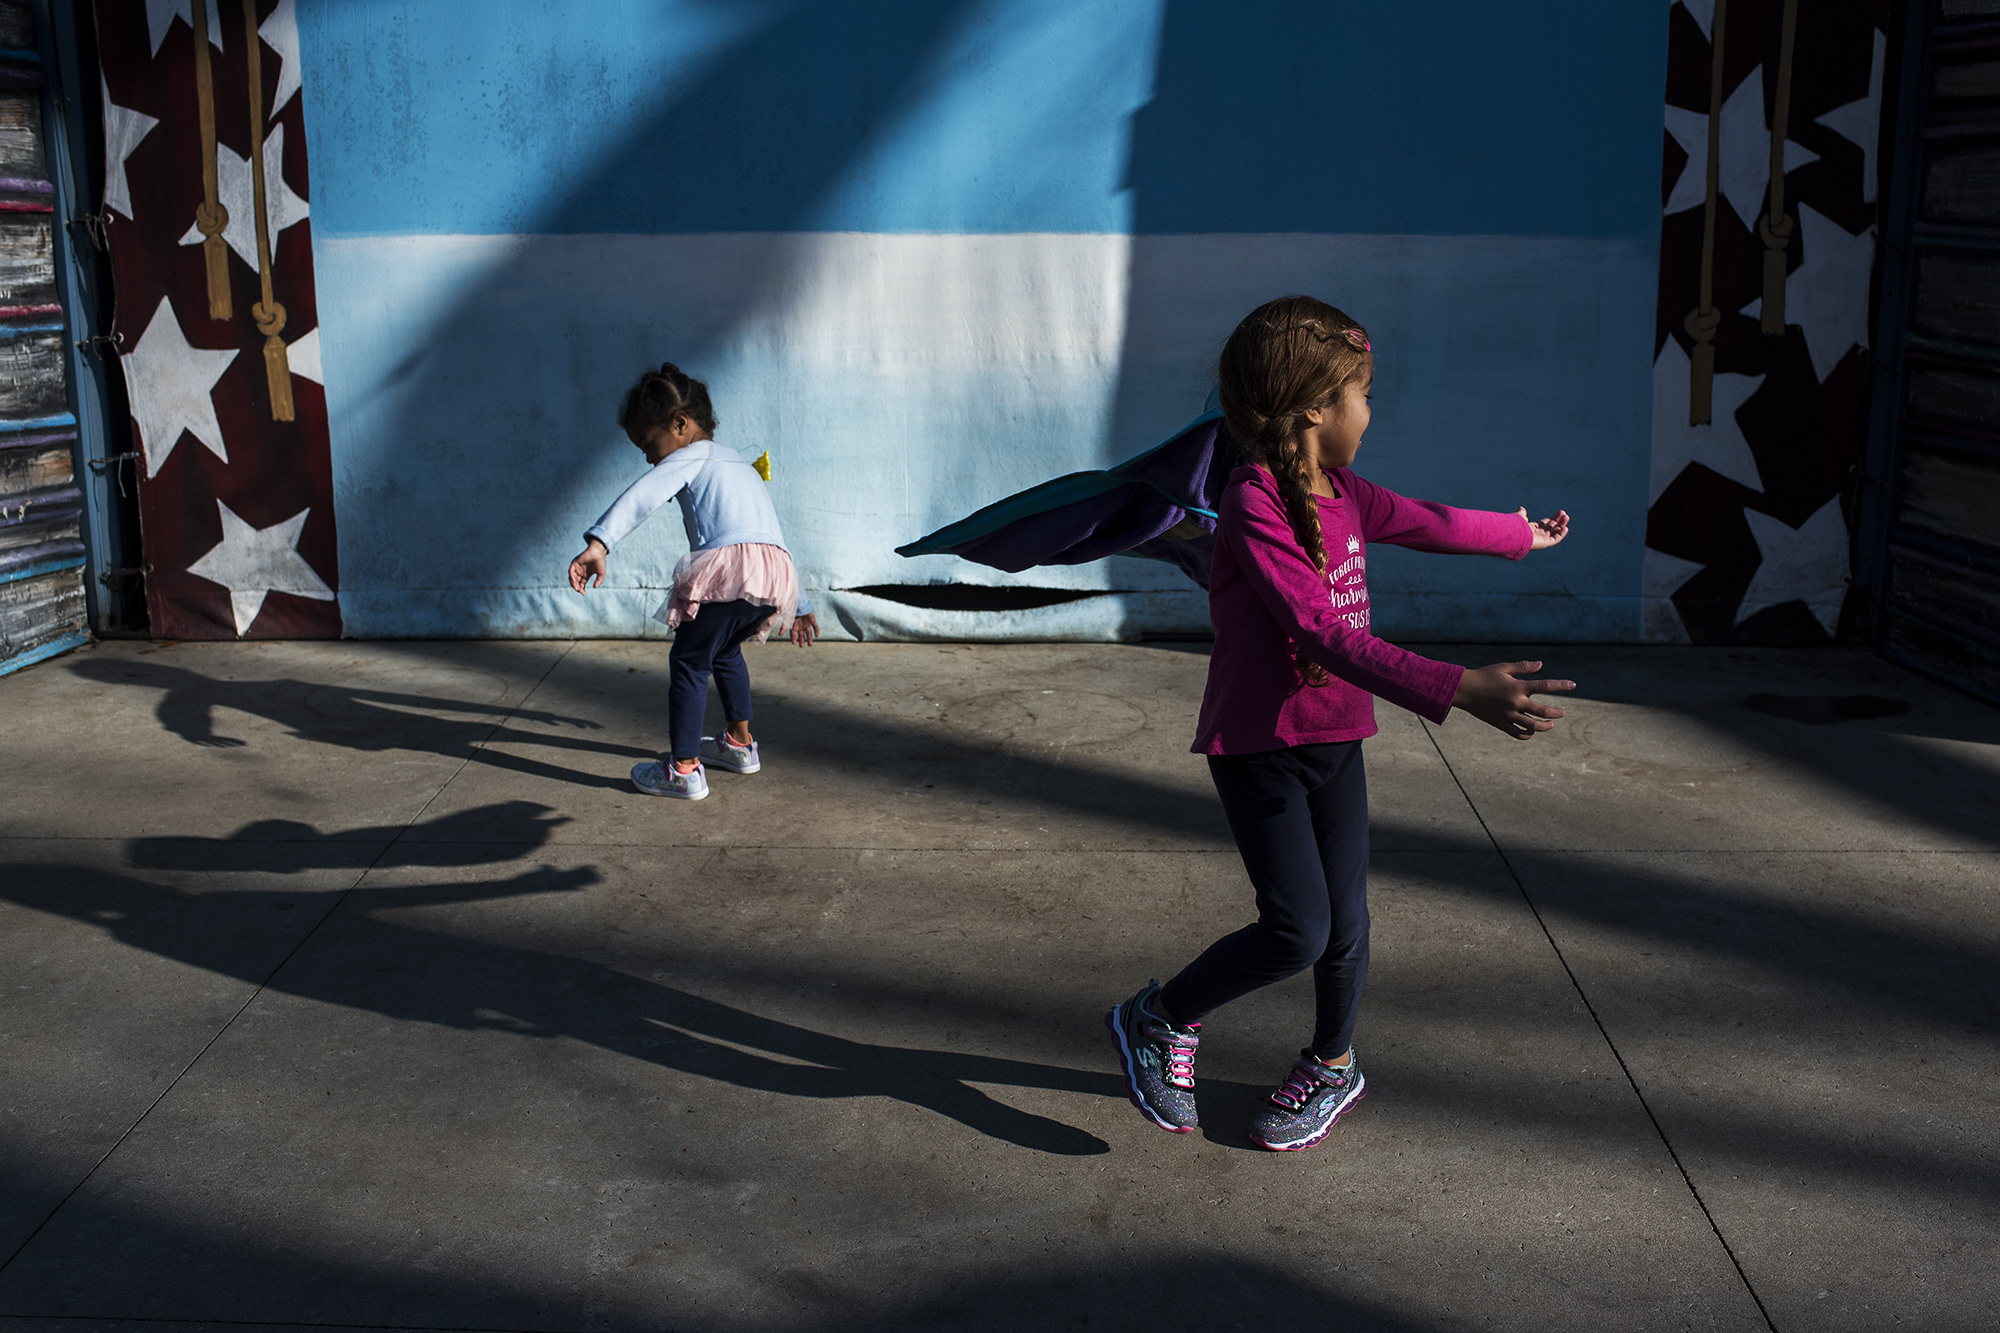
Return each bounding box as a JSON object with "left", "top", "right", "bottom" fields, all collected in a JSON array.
[{"left": 653, "top": 542, "right": 801, "bottom": 642}]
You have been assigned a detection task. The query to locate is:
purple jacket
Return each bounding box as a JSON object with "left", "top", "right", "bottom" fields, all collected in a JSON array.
[{"left": 1193, "top": 465, "right": 1532, "bottom": 755}]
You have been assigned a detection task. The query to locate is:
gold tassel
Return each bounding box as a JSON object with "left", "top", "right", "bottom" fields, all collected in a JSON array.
[
  {"left": 1686, "top": 0, "right": 1728, "bottom": 425},
  {"left": 1686, "top": 308, "right": 1719, "bottom": 425},
  {"left": 243, "top": 0, "right": 292, "bottom": 420},
  {"left": 1760, "top": 0, "right": 1801, "bottom": 335},
  {"left": 753, "top": 450, "right": 772, "bottom": 481},
  {"left": 1759, "top": 215, "right": 1794, "bottom": 334},
  {"left": 258, "top": 307, "right": 295, "bottom": 422},
  {"left": 191, "top": 0, "right": 231, "bottom": 319}
]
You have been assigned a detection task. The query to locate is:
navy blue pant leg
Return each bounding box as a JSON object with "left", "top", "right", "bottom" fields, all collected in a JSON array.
[
  {"left": 1158, "top": 741, "right": 1370, "bottom": 1060},
  {"left": 666, "top": 598, "right": 771, "bottom": 761}
]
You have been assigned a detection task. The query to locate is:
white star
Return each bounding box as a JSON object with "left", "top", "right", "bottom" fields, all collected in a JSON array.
[
  {"left": 286, "top": 325, "right": 322, "bottom": 384},
  {"left": 1649, "top": 338, "right": 1765, "bottom": 503},
  {"left": 187, "top": 501, "right": 336, "bottom": 636},
  {"left": 1736, "top": 497, "right": 1849, "bottom": 635},
  {"left": 1662, "top": 104, "right": 1712, "bottom": 215},
  {"left": 1662, "top": 68, "right": 1817, "bottom": 221},
  {"left": 146, "top": 0, "right": 223, "bottom": 57},
  {"left": 176, "top": 122, "right": 309, "bottom": 271},
  {"left": 1741, "top": 204, "right": 1876, "bottom": 381},
  {"left": 259, "top": 0, "right": 303, "bottom": 115},
  {"left": 102, "top": 76, "right": 159, "bottom": 221},
  {"left": 123, "top": 297, "right": 239, "bottom": 476},
  {"left": 1679, "top": 0, "right": 1716, "bottom": 39},
  {"left": 1816, "top": 28, "right": 1886, "bottom": 205},
  {"left": 1642, "top": 548, "right": 1706, "bottom": 644}
]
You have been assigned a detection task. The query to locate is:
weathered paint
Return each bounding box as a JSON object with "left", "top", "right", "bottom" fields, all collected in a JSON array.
[{"left": 298, "top": 1, "right": 1667, "bottom": 641}]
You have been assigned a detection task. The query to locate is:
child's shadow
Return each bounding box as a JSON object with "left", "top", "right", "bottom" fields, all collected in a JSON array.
[
  {"left": 20, "top": 812, "right": 1154, "bottom": 1157},
  {"left": 70, "top": 658, "right": 646, "bottom": 791}
]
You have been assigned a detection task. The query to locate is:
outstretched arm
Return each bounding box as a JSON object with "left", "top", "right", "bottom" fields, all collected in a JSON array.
[
  {"left": 1453, "top": 660, "right": 1575, "bottom": 740},
  {"left": 1516, "top": 508, "right": 1570, "bottom": 551}
]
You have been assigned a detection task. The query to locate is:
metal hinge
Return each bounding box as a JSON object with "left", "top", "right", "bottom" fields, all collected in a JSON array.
[
  {"left": 86, "top": 451, "right": 141, "bottom": 476},
  {"left": 77, "top": 332, "right": 123, "bottom": 358},
  {"left": 68, "top": 212, "right": 110, "bottom": 251},
  {"left": 97, "top": 566, "right": 144, "bottom": 587}
]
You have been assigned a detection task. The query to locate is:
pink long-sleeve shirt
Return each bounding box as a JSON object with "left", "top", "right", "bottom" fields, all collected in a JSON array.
[{"left": 1192, "top": 464, "right": 1533, "bottom": 755}]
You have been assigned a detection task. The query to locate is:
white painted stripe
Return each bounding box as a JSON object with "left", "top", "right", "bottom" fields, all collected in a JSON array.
[{"left": 315, "top": 231, "right": 1654, "bottom": 642}]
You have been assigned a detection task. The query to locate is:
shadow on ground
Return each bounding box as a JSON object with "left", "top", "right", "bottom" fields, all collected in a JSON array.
[
  {"left": 7, "top": 803, "right": 1999, "bottom": 1206},
  {"left": 4, "top": 831, "right": 1122, "bottom": 1158},
  {"left": 0, "top": 1133, "right": 1448, "bottom": 1333}
]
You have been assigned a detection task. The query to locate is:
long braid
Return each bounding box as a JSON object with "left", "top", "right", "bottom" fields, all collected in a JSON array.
[
  {"left": 1267, "top": 435, "right": 1332, "bottom": 685},
  {"left": 1217, "top": 295, "right": 1373, "bottom": 689}
]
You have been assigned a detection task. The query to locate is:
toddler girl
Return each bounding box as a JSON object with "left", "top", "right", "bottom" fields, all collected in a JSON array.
[
  {"left": 1106, "top": 296, "right": 1573, "bottom": 1149},
  {"left": 568, "top": 363, "right": 818, "bottom": 800}
]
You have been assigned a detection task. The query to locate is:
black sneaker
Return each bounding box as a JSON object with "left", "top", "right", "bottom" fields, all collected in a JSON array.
[
  {"left": 1105, "top": 981, "right": 1200, "bottom": 1133},
  {"left": 1248, "top": 1049, "right": 1365, "bottom": 1151}
]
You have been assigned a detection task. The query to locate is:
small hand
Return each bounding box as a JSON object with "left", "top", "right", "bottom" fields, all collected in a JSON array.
[
  {"left": 1452, "top": 660, "right": 1576, "bottom": 740},
  {"left": 569, "top": 542, "right": 607, "bottom": 594},
  {"left": 791, "top": 612, "right": 820, "bottom": 647},
  {"left": 1514, "top": 507, "right": 1570, "bottom": 551}
]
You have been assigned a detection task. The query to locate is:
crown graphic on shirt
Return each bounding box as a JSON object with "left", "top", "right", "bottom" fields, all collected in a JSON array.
[{"left": 1346, "top": 535, "right": 1361, "bottom": 555}]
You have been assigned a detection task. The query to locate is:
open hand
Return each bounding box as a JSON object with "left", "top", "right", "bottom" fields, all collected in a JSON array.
[
  {"left": 1453, "top": 660, "right": 1576, "bottom": 740},
  {"left": 791, "top": 613, "right": 820, "bottom": 647},
  {"left": 568, "top": 542, "right": 607, "bottom": 595},
  {"left": 1515, "top": 508, "right": 1570, "bottom": 551}
]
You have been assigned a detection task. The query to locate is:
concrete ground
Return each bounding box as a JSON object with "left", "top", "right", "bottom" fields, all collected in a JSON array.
[{"left": 1, "top": 637, "right": 1995, "bottom": 1333}]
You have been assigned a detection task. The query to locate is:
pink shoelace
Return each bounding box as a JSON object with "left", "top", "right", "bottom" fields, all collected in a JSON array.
[
  {"left": 1272, "top": 1058, "right": 1346, "bottom": 1112},
  {"left": 1142, "top": 1016, "right": 1199, "bottom": 1090},
  {"left": 1163, "top": 1038, "right": 1196, "bottom": 1088}
]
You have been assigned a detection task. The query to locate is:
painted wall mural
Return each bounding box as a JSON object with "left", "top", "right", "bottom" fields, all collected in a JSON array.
[
  {"left": 298, "top": 1, "right": 1663, "bottom": 644},
  {"left": 1644, "top": 0, "right": 1889, "bottom": 644},
  {"left": 95, "top": 0, "right": 336, "bottom": 640}
]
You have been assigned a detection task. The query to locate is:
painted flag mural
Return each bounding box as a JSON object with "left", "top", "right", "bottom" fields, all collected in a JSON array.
[
  {"left": 300, "top": 3, "right": 1666, "bottom": 645},
  {"left": 96, "top": 0, "right": 336, "bottom": 640},
  {"left": 1644, "top": 0, "right": 1890, "bottom": 644}
]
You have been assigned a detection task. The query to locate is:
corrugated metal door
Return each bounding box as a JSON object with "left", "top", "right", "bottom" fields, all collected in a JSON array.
[
  {"left": 1864, "top": 0, "right": 2000, "bottom": 700},
  {"left": 0, "top": 0, "right": 84, "bottom": 675}
]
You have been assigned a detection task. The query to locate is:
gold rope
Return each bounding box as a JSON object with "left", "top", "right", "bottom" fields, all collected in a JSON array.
[
  {"left": 190, "top": 0, "right": 230, "bottom": 319},
  {"left": 242, "top": 0, "right": 293, "bottom": 422},
  {"left": 1760, "top": 0, "right": 1800, "bottom": 334},
  {"left": 1684, "top": 0, "right": 1728, "bottom": 425}
]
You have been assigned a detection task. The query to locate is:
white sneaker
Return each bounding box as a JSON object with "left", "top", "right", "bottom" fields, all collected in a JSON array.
[
  {"left": 700, "top": 735, "right": 761, "bottom": 774},
  {"left": 632, "top": 760, "right": 707, "bottom": 800}
]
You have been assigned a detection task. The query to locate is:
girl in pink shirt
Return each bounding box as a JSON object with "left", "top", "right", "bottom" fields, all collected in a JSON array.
[{"left": 1106, "top": 296, "right": 1574, "bottom": 1150}]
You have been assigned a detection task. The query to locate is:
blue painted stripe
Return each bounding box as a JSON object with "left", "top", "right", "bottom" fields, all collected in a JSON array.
[
  {"left": 0, "top": 412, "right": 78, "bottom": 431},
  {"left": 0, "top": 554, "right": 86, "bottom": 585},
  {"left": 0, "top": 322, "right": 67, "bottom": 336},
  {"left": 299, "top": 0, "right": 1664, "bottom": 238},
  {"left": 0, "top": 46, "right": 42, "bottom": 63},
  {"left": 0, "top": 631, "right": 89, "bottom": 677}
]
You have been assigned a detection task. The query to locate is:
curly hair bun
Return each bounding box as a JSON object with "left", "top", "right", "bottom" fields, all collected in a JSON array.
[{"left": 620, "top": 362, "right": 719, "bottom": 436}]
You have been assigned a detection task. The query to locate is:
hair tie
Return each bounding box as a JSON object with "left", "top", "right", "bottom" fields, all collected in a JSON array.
[{"left": 1343, "top": 329, "right": 1371, "bottom": 352}]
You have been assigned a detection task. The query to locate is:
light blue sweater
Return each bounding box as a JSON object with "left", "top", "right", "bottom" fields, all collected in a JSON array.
[{"left": 584, "top": 439, "right": 812, "bottom": 614}]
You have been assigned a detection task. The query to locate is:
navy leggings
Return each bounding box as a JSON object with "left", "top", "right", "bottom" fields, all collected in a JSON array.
[
  {"left": 1158, "top": 741, "right": 1370, "bottom": 1061},
  {"left": 667, "top": 598, "right": 772, "bottom": 762}
]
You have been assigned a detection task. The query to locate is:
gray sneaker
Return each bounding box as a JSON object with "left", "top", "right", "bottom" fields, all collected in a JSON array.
[
  {"left": 700, "top": 734, "right": 761, "bottom": 773},
  {"left": 632, "top": 760, "right": 708, "bottom": 800},
  {"left": 1105, "top": 980, "right": 1200, "bottom": 1133},
  {"left": 1249, "top": 1049, "right": 1365, "bottom": 1151}
]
